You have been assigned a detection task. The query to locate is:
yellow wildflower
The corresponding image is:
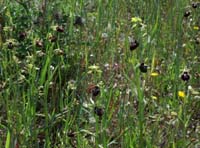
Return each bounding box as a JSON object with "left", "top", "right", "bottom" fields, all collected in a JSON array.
[
  {"left": 178, "top": 91, "right": 185, "bottom": 98},
  {"left": 131, "top": 17, "right": 142, "bottom": 23},
  {"left": 171, "top": 111, "right": 178, "bottom": 116},
  {"left": 151, "top": 96, "right": 158, "bottom": 100},
  {"left": 193, "top": 26, "right": 199, "bottom": 30},
  {"left": 88, "top": 65, "right": 100, "bottom": 70},
  {"left": 88, "top": 65, "right": 102, "bottom": 74},
  {"left": 151, "top": 72, "right": 159, "bottom": 77}
]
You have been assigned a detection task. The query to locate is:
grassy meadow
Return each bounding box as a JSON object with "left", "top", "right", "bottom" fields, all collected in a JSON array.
[{"left": 0, "top": 0, "right": 200, "bottom": 147}]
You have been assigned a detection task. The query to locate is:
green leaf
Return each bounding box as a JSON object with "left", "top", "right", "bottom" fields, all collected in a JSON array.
[{"left": 5, "top": 130, "right": 10, "bottom": 148}]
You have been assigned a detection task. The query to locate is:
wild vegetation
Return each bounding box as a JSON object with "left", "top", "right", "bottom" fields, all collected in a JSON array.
[{"left": 0, "top": 0, "right": 200, "bottom": 147}]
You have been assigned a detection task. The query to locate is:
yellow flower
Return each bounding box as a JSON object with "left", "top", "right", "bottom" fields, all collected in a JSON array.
[
  {"left": 151, "top": 72, "right": 159, "bottom": 77},
  {"left": 193, "top": 26, "right": 199, "bottom": 30},
  {"left": 178, "top": 91, "right": 185, "bottom": 98},
  {"left": 151, "top": 96, "right": 158, "bottom": 100},
  {"left": 131, "top": 17, "right": 142, "bottom": 23},
  {"left": 171, "top": 111, "right": 177, "bottom": 116},
  {"left": 88, "top": 65, "right": 100, "bottom": 70},
  {"left": 88, "top": 64, "right": 102, "bottom": 74}
]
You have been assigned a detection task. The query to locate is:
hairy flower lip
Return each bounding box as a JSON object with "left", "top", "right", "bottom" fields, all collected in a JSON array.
[
  {"left": 139, "top": 63, "right": 147, "bottom": 73},
  {"left": 94, "top": 106, "right": 104, "bottom": 117},
  {"left": 184, "top": 11, "right": 191, "bottom": 17},
  {"left": 130, "top": 40, "right": 139, "bottom": 51},
  {"left": 74, "top": 16, "right": 85, "bottom": 26},
  {"left": 56, "top": 26, "right": 64, "bottom": 32},
  {"left": 192, "top": 2, "right": 198, "bottom": 8},
  {"left": 87, "top": 84, "right": 101, "bottom": 97},
  {"left": 18, "top": 32, "right": 27, "bottom": 40},
  {"left": 181, "top": 71, "right": 190, "bottom": 82}
]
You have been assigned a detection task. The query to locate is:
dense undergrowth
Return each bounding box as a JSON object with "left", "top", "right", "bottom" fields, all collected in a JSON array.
[{"left": 0, "top": 0, "right": 200, "bottom": 147}]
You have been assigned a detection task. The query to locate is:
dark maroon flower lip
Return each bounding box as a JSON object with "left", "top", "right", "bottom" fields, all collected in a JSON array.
[
  {"left": 192, "top": 2, "right": 198, "bottom": 8},
  {"left": 87, "top": 85, "right": 101, "bottom": 97},
  {"left": 74, "top": 16, "right": 84, "bottom": 26},
  {"left": 181, "top": 71, "right": 190, "bottom": 82},
  {"left": 18, "top": 32, "right": 26, "bottom": 40},
  {"left": 184, "top": 11, "right": 191, "bottom": 17},
  {"left": 91, "top": 86, "right": 100, "bottom": 97},
  {"left": 36, "top": 40, "right": 43, "bottom": 48},
  {"left": 139, "top": 63, "right": 148, "bottom": 73},
  {"left": 130, "top": 40, "right": 139, "bottom": 51},
  {"left": 56, "top": 26, "right": 64, "bottom": 32},
  {"left": 94, "top": 106, "right": 104, "bottom": 117},
  {"left": 67, "top": 131, "right": 75, "bottom": 138},
  {"left": 8, "top": 42, "right": 14, "bottom": 49},
  {"left": 49, "top": 35, "right": 57, "bottom": 42}
]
